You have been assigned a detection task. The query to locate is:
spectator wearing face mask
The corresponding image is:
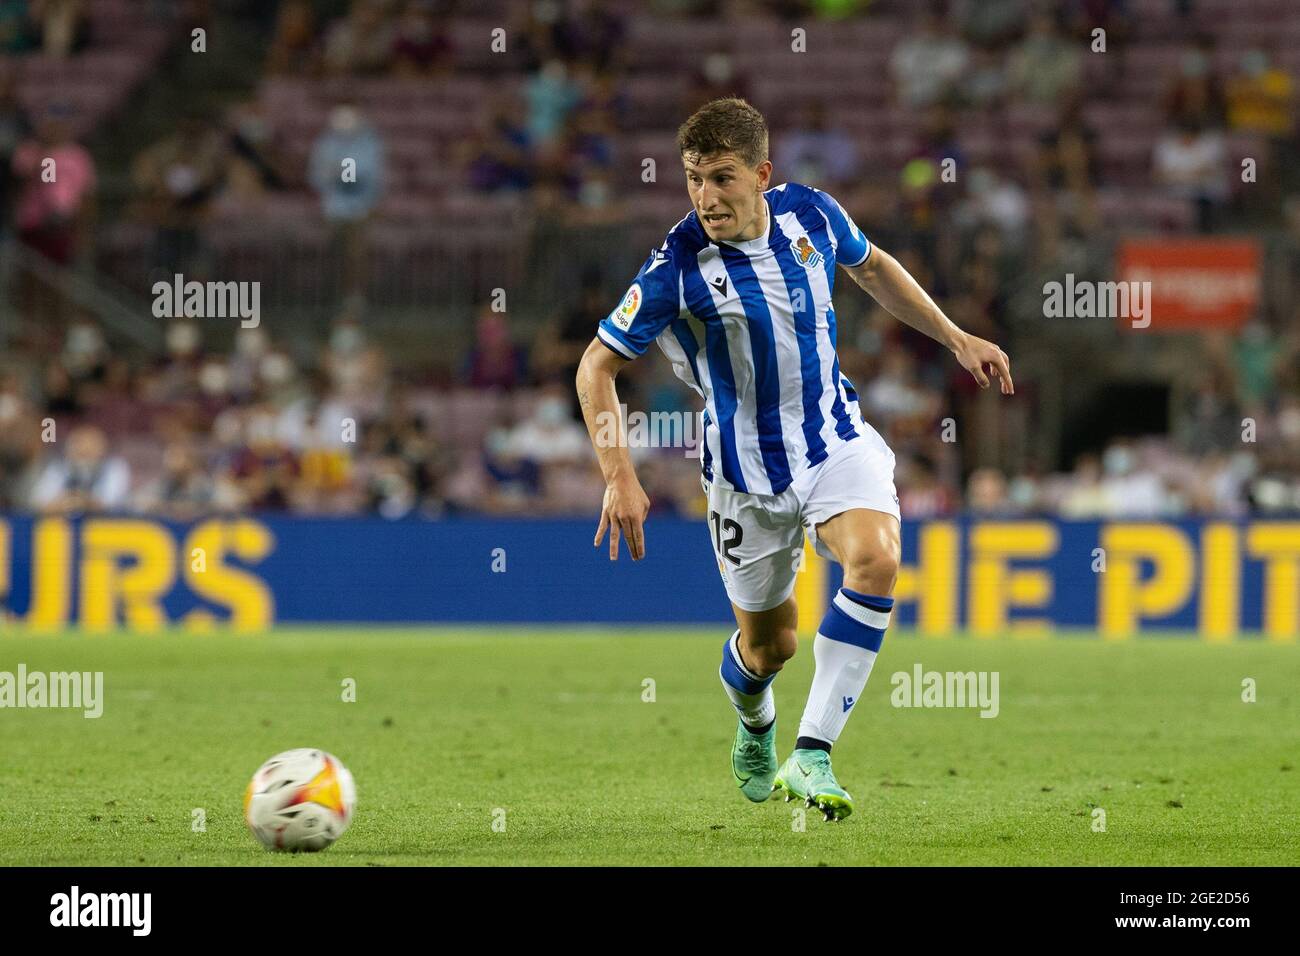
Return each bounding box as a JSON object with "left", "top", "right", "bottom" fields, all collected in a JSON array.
[
  {"left": 776, "top": 103, "right": 860, "bottom": 194},
  {"left": 1162, "top": 36, "right": 1225, "bottom": 128},
  {"left": 489, "top": 383, "right": 594, "bottom": 514},
  {"left": 1006, "top": 10, "right": 1082, "bottom": 107},
  {"left": 28, "top": 424, "right": 130, "bottom": 514},
  {"left": 133, "top": 440, "right": 214, "bottom": 520},
  {"left": 145, "top": 319, "right": 203, "bottom": 406},
  {"left": 889, "top": 8, "right": 968, "bottom": 109},
  {"left": 1154, "top": 115, "right": 1228, "bottom": 232},
  {"left": 308, "top": 102, "right": 385, "bottom": 303},
  {"left": 322, "top": 312, "right": 388, "bottom": 420},
  {"left": 131, "top": 115, "right": 226, "bottom": 276},
  {"left": 499, "top": 384, "right": 591, "bottom": 466},
  {"left": 1097, "top": 441, "right": 1169, "bottom": 517},
  {"left": 60, "top": 318, "right": 107, "bottom": 385},
  {"left": 966, "top": 467, "right": 1014, "bottom": 517},
  {"left": 688, "top": 52, "right": 751, "bottom": 113},
  {"left": 1225, "top": 49, "right": 1294, "bottom": 210},
  {"left": 526, "top": 58, "right": 583, "bottom": 148},
  {"left": 1057, "top": 454, "right": 1106, "bottom": 519},
  {"left": 1226, "top": 50, "right": 1294, "bottom": 139}
]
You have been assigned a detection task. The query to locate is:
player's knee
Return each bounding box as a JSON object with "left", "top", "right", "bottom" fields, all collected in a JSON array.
[
  {"left": 747, "top": 628, "right": 797, "bottom": 675},
  {"left": 841, "top": 539, "right": 900, "bottom": 594}
]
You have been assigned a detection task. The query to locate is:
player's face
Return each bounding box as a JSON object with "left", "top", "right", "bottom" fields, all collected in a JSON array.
[{"left": 683, "top": 152, "right": 772, "bottom": 242}]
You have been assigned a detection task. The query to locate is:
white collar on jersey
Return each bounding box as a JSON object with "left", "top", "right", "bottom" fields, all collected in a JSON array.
[{"left": 713, "top": 192, "right": 772, "bottom": 255}]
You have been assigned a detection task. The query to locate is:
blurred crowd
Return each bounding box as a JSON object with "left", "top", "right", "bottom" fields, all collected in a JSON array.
[
  {"left": 0, "top": 301, "right": 1296, "bottom": 520},
  {"left": 0, "top": 0, "right": 90, "bottom": 58},
  {"left": 0, "top": 0, "right": 1297, "bottom": 519},
  {"left": 0, "top": 310, "right": 701, "bottom": 520}
]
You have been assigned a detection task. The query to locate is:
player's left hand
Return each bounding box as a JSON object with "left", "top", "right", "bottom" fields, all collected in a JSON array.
[{"left": 953, "top": 333, "right": 1014, "bottom": 395}]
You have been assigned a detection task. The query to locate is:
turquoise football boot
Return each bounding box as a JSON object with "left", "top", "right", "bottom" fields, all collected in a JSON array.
[
  {"left": 730, "top": 720, "right": 778, "bottom": 802},
  {"left": 773, "top": 748, "right": 853, "bottom": 821}
]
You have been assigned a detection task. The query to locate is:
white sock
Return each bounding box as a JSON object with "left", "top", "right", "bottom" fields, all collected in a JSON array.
[
  {"left": 797, "top": 590, "right": 892, "bottom": 746},
  {"left": 719, "top": 630, "right": 775, "bottom": 729}
]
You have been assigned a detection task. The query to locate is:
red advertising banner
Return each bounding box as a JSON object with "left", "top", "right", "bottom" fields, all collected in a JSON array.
[{"left": 1115, "top": 238, "right": 1261, "bottom": 330}]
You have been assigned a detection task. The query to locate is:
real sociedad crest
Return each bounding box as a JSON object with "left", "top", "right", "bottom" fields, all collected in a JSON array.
[{"left": 794, "top": 236, "right": 823, "bottom": 269}]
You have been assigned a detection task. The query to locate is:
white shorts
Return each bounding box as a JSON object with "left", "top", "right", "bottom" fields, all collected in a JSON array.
[{"left": 701, "top": 428, "right": 900, "bottom": 612}]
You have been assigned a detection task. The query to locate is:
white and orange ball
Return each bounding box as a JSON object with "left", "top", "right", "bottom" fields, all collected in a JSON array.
[{"left": 244, "top": 749, "right": 356, "bottom": 852}]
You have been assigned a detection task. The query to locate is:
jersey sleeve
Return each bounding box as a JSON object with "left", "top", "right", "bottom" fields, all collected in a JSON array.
[
  {"left": 810, "top": 188, "right": 871, "bottom": 267},
  {"left": 596, "top": 245, "right": 679, "bottom": 360}
]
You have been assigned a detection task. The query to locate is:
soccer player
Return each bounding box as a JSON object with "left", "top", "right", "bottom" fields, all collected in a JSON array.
[{"left": 575, "top": 98, "right": 1013, "bottom": 821}]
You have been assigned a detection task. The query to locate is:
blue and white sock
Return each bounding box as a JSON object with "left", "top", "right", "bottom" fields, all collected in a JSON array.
[
  {"left": 796, "top": 590, "right": 892, "bottom": 748},
  {"left": 719, "top": 630, "right": 776, "bottom": 731}
]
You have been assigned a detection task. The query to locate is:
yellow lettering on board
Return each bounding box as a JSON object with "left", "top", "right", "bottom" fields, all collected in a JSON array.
[
  {"left": 1245, "top": 524, "right": 1300, "bottom": 642},
  {"left": 1098, "top": 524, "right": 1194, "bottom": 639},
  {"left": 27, "top": 518, "right": 72, "bottom": 632},
  {"left": 183, "top": 520, "right": 275, "bottom": 633},
  {"left": 1199, "top": 523, "right": 1239, "bottom": 642},
  {"left": 79, "top": 520, "right": 176, "bottom": 633},
  {"left": 894, "top": 523, "right": 958, "bottom": 637},
  {"left": 967, "top": 522, "right": 1057, "bottom": 638}
]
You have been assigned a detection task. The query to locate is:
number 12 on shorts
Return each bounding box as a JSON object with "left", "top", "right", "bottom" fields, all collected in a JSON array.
[{"left": 709, "top": 510, "right": 743, "bottom": 566}]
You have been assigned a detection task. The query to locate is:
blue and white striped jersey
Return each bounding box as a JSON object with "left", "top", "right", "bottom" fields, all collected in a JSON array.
[{"left": 597, "top": 181, "right": 871, "bottom": 496}]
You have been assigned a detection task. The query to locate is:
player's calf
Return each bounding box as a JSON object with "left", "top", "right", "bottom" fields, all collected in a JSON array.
[
  {"left": 732, "top": 598, "right": 798, "bottom": 675},
  {"left": 719, "top": 630, "right": 781, "bottom": 801}
]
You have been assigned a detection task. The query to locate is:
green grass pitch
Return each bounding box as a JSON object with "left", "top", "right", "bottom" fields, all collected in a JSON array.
[{"left": 0, "top": 628, "right": 1296, "bottom": 866}]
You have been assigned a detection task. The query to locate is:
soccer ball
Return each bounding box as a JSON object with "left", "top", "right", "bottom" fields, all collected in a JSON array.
[{"left": 244, "top": 748, "right": 356, "bottom": 852}]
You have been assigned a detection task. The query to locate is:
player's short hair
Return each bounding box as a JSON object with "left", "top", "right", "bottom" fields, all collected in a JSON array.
[{"left": 677, "top": 98, "right": 769, "bottom": 168}]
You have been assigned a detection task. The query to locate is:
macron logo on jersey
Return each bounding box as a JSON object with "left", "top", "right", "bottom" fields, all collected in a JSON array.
[
  {"left": 842, "top": 695, "right": 855, "bottom": 712},
  {"left": 596, "top": 183, "right": 872, "bottom": 497}
]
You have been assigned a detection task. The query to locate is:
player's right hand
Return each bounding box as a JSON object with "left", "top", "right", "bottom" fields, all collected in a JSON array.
[{"left": 594, "top": 474, "right": 650, "bottom": 561}]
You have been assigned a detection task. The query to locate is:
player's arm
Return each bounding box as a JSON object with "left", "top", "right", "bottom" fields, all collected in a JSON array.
[
  {"left": 843, "top": 247, "right": 1014, "bottom": 395},
  {"left": 580, "top": 248, "right": 678, "bottom": 560},
  {"left": 576, "top": 337, "right": 650, "bottom": 561}
]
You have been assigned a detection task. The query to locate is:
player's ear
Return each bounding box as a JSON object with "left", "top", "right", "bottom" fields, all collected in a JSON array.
[{"left": 754, "top": 159, "right": 772, "bottom": 190}]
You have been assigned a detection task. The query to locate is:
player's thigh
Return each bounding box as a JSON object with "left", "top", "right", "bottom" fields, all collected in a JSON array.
[
  {"left": 814, "top": 508, "right": 901, "bottom": 593},
  {"left": 703, "top": 478, "right": 804, "bottom": 619},
  {"left": 802, "top": 434, "right": 902, "bottom": 592}
]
